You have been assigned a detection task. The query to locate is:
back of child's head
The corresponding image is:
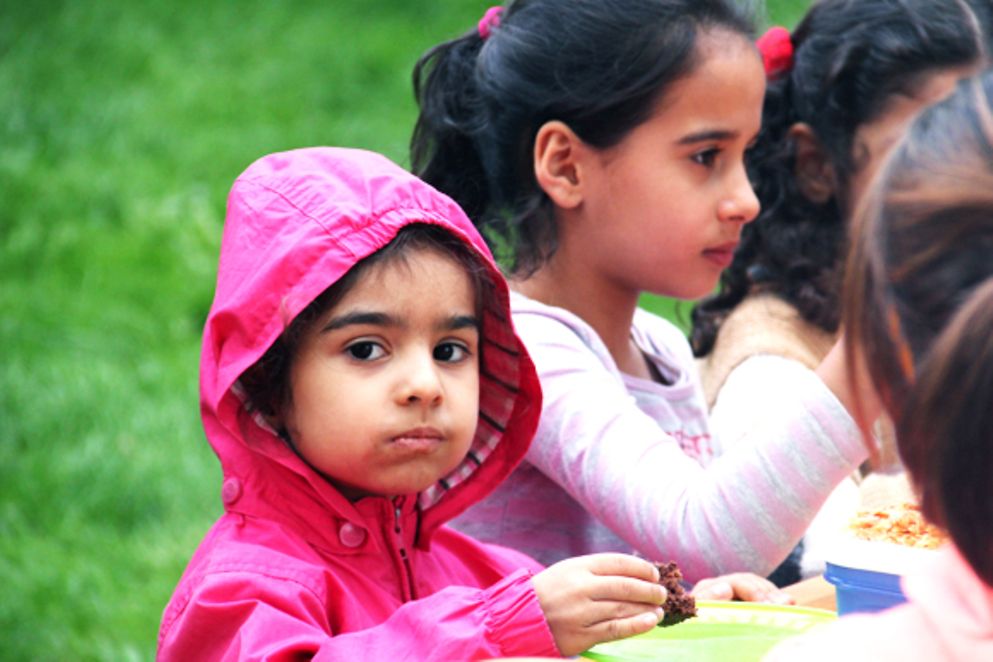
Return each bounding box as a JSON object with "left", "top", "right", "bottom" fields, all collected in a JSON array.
[
  {"left": 844, "top": 71, "right": 993, "bottom": 586},
  {"left": 691, "top": 0, "right": 986, "bottom": 356},
  {"left": 411, "top": 0, "right": 754, "bottom": 275},
  {"left": 967, "top": 0, "right": 993, "bottom": 42}
]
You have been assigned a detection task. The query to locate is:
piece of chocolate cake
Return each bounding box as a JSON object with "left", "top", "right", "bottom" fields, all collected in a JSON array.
[{"left": 655, "top": 561, "right": 697, "bottom": 627}]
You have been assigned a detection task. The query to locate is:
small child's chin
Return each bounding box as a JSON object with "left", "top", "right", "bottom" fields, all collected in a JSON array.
[{"left": 339, "top": 477, "right": 448, "bottom": 500}]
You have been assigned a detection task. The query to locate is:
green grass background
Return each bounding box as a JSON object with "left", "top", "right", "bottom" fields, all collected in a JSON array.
[{"left": 1, "top": 1, "right": 808, "bottom": 658}]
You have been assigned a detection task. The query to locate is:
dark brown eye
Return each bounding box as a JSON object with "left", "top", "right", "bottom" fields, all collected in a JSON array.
[
  {"left": 692, "top": 148, "right": 719, "bottom": 167},
  {"left": 434, "top": 342, "right": 468, "bottom": 362},
  {"left": 346, "top": 341, "right": 384, "bottom": 360}
]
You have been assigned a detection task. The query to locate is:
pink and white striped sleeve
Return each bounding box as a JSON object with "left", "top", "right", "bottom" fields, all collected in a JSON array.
[{"left": 517, "top": 307, "right": 867, "bottom": 581}]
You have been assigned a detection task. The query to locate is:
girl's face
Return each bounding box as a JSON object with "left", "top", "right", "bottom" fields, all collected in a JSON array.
[
  {"left": 281, "top": 246, "right": 481, "bottom": 500},
  {"left": 572, "top": 29, "right": 764, "bottom": 300}
]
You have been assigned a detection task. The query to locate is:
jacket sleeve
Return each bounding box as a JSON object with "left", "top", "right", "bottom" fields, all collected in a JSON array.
[
  {"left": 515, "top": 309, "right": 868, "bottom": 581},
  {"left": 157, "top": 568, "right": 560, "bottom": 661}
]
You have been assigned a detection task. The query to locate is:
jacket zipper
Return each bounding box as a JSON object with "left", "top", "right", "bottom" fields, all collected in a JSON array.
[{"left": 393, "top": 498, "right": 418, "bottom": 600}]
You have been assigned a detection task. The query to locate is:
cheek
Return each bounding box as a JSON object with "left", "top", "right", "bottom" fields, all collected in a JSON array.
[
  {"left": 455, "top": 373, "right": 481, "bottom": 433},
  {"left": 464, "top": 373, "right": 481, "bottom": 418},
  {"left": 284, "top": 370, "right": 352, "bottom": 441}
]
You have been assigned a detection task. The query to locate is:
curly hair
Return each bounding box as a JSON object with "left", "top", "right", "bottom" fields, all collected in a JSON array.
[{"left": 691, "top": 0, "right": 985, "bottom": 357}]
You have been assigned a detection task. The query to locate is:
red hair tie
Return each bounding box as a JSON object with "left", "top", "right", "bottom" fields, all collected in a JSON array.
[
  {"left": 478, "top": 6, "right": 503, "bottom": 40},
  {"left": 756, "top": 26, "right": 793, "bottom": 79}
]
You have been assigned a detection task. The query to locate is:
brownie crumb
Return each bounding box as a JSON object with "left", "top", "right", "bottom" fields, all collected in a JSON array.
[{"left": 655, "top": 561, "right": 698, "bottom": 627}]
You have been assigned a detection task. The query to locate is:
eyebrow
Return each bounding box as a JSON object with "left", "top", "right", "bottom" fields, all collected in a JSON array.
[
  {"left": 321, "top": 311, "right": 480, "bottom": 333},
  {"left": 677, "top": 129, "right": 739, "bottom": 145},
  {"left": 322, "top": 311, "right": 393, "bottom": 332},
  {"left": 447, "top": 315, "right": 481, "bottom": 332}
]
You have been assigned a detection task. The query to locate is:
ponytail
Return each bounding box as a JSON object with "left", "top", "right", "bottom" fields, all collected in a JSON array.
[
  {"left": 899, "top": 278, "right": 993, "bottom": 587},
  {"left": 411, "top": 29, "right": 491, "bottom": 224}
]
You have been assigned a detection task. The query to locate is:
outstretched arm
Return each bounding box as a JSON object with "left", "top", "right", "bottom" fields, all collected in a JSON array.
[{"left": 514, "top": 310, "right": 868, "bottom": 581}]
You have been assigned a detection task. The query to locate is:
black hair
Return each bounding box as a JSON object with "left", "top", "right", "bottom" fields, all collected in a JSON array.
[
  {"left": 845, "top": 71, "right": 993, "bottom": 586},
  {"left": 411, "top": 0, "right": 754, "bottom": 275},
  {"left": 239, "top": 223, "right": 493, "bottom": 425},
  {"left": 967, "top": 0, "right": 993, "bottom": 40},
  {"left": 692, "top": 0, "right": 985, "bottom": 357}
]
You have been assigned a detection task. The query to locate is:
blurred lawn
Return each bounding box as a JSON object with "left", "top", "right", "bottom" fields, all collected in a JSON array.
[{"left": 0, "top": 1, "right": 808, "bottom": 659}]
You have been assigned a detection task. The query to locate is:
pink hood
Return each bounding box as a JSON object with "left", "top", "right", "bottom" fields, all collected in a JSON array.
[
  {"left": 160, "top": 148, "right": 557, "bottom": 660},
  {"left": 201, "top": 146, "right": 540, "bottom": 548}
]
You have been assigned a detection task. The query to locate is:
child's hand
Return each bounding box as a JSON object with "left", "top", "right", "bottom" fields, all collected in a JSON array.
[
  {"left": 691, "top": 572, "right": 795, "bottom": 605},
  {"left": 532, "top": 553, "right": 666, "bottom": 657}
]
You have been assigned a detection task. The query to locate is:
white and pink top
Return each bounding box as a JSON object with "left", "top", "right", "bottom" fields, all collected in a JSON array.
[{"left": 453, "top": 291, "right": 867, "bottom": 582}]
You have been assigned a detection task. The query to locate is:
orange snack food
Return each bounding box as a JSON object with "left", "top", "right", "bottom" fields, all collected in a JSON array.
[{"left": 849, "top": 502, "right": 947, "bottom": 549}]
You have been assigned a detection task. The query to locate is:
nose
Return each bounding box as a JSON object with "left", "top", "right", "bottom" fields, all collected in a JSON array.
[
  {"left": 719, "top": 165, "right": 760, "bottom": 224},
  {"left": 396, "top": 351, "right": 443, "bottom": 407}
]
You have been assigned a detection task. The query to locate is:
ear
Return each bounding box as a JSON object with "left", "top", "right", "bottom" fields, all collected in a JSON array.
[
  {"left": 788, "top": 122, "right": 836, "bottom": 204},
  {"left": 533, "top": 120, "right": 584, "bottom": 209}
]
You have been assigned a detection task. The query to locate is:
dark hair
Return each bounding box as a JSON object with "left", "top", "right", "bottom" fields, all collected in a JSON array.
[
  {"left": 691, "top": 0, "right": 985, "bottom": 357},
  {"left": 238, "top": 223, "right": 493, "bottom": 425},
  {"left": 967, "top": 0, "right": 993, "bottom": 40},
  {"left": 411, "top": 0, "right": 754, "bottom": 275},
  {"left": 844, "top": 72, "right": 993, "bottom": 587}
]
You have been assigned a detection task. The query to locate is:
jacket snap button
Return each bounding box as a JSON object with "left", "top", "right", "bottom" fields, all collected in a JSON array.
[
  {"left": 338, "top": 522, "right": 366, "bottom": 548},
  {"left": 221, "top": 477, "right": 242, "bottom": 505}
]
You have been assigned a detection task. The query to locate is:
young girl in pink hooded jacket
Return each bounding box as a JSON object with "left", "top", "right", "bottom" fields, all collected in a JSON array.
[{"left": 157, "top": 147, "right": 672, "bottom": 660}]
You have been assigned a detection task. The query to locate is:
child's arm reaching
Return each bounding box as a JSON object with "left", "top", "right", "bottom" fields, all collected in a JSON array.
[{"left": 511, "top": 307, "right": 869, "bottom": 582}]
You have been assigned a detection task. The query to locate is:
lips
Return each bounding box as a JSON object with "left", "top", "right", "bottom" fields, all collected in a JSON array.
[
  {"left": 702, "top": 242, "right": 739, "bottom": 269},
  {"left": 390, "top": 427, "right": 444, "bottom": 452}
]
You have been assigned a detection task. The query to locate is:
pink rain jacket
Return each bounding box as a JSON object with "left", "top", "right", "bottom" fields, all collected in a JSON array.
[{"left": 157, "top": 147, "right": 557, "bottom": 661}]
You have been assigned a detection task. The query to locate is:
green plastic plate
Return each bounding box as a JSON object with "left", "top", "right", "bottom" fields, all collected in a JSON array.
[{"left": 581, "top": 600, "right": 836, "bottom": 662}]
